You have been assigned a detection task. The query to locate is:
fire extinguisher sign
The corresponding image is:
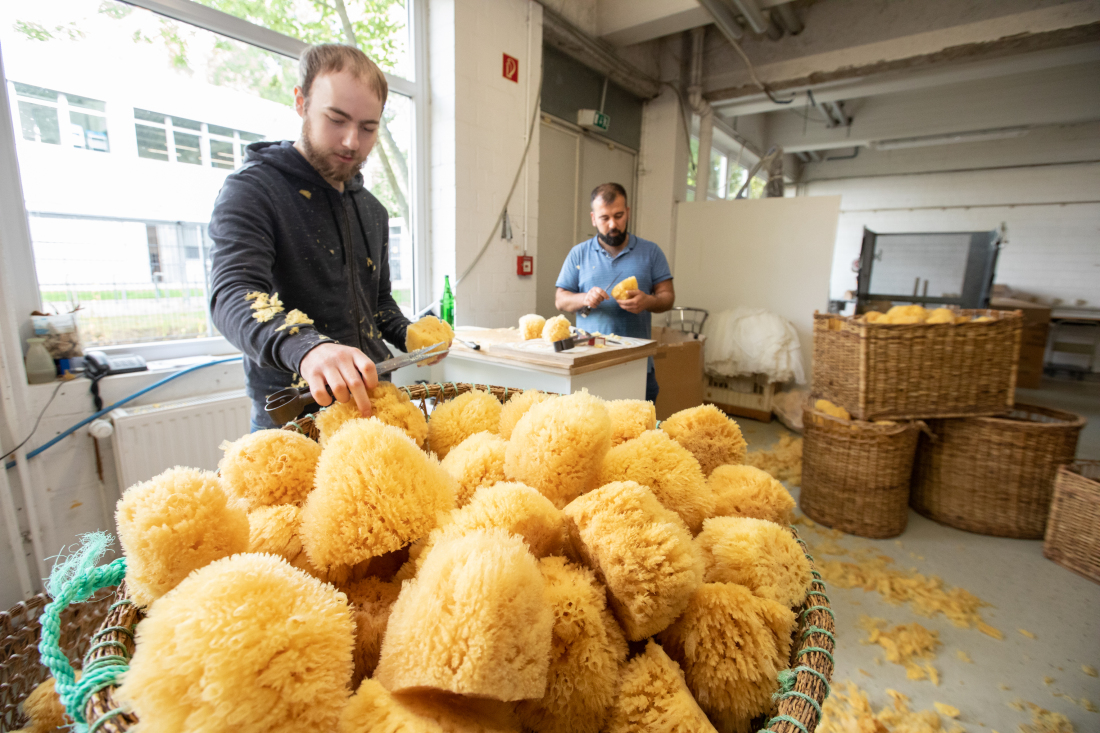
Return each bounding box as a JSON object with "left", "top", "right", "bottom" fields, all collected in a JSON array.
[{"left": 503, "top": 53, "right": 519, "bottom": 83}]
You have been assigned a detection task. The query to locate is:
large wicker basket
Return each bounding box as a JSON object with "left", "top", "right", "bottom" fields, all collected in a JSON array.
[
  {"left": 812, "top": 309, "right": 1022, "bottom": 421},
  {"left": 911, "top": 404, "right": 1085, "bottom": 538},
  {"left": 74, "top": 382, "right": 833, "bottom": 733},
  {"left": 800, "top": 408, "right": 922, "bottom": 539},
  {"left": 1043, "top": 460, "right": 1100, "bottom": 583}
]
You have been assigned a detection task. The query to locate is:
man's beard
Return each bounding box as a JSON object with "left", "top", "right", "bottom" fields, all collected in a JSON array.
[
  {"left": 598, "top": 229, "right": 627, "bottom": 248},
  {"left": 300, "top": 115, "right": 366, "bottom": 184}
]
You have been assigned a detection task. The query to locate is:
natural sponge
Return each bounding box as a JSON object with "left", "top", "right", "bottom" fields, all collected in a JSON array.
[
  {"left": 374, "top": 528, "right": 552, "bottom": 701},
  {"left": 300, "top": 418, "right": 456, "bottom": 570},
  {"left": 343, "top": 577, "right": 402, "bottom": 686},
  {"left": 660, "top": 404, "right": 747, "bottom": 476},
  {"left": 406, "top": 315, "right": 454, "bottom": 352},
  {"left": 564, "top": 481, "right": 703, "bottom": 641},
  {"left": 543, "top": 315, "right": 571, "bottom": 342},
  {"left": 611, "top": 276, "right": 638, "bottom": 300},
  {"left": 505, "top": 390, "right": 612, "bottom": 509},
  {"left": 708, "top": 464, "right": 796, "bottom": 524},
  {"left": 605, "top": 640, "right": 717, "bottom": 733},
  {"left": 338, "top": 679, "right": 518, "bottom": 733},
  {"left": 516, "top": 557, "right": 628, "bottom": 733},
  {"left": 695, "top": 516, "right": 811, "bottom": 608},
  {"left": 439, "top": 432, "right": 507, "bottom": 507},
  {"left": 116, "top": 467, "right": 249, "bottom": 607},
  {"left": 606, "top": 399, "right": 656, "bottom": 447},
  {"left": 218, "top": 430, "right": 321, "bottom": 508},
  {"left": 597, "top": 430, "right": 713, "bottom": 534},
  {"left": 117, "top": 553, "right": 354, "bottom": 733},
  {"left": 247, "top": 504, "right": 303, "bottom": 561},
  {"left": 498, "top": 389, "right": 552, "bottom": 440},
  {"left": 314, "top": 381, "right": 428, "bottom": 448},
  {"left": 519, "top": 314, "right": 547, "bottom": 340},
  {"left": 21, "top": 675, "right": 73, "bottom": 733},
  {"left": 659, "top": 582, "right": 796, "bottom": 733},
  {"left": 428, "top": 390, "right": 502, "bottom": 460}
]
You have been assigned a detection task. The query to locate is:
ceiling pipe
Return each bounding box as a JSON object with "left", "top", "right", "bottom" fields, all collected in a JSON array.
[
  {"left": 687, "top": 26, "right": 715, "bottom": 199},
  {"left": 697, "top": 0, "right": 744, "bottom": 43},
  {"left": 764, "top": 14, "right": 785, "bottom": 41},
  {"left": 726, "top": 0, "right": 770, "bottom": 35},
  {"left": 773, "top": 3, "right": 804, "bottom": 35}
]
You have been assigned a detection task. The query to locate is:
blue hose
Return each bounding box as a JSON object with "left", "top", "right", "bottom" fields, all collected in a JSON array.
[{"left": 4, "top": 356, "right": 243, "bottom": 471}]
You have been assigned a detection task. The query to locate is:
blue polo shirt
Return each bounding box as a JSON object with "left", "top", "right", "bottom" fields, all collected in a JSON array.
[{"left": 555, "top": 233, "right": 673, "bottom": 342}]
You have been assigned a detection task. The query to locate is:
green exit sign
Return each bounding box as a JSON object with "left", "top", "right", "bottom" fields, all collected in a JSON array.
[{"left": 577, "top": 109, "right": 611, "bottom": 132}]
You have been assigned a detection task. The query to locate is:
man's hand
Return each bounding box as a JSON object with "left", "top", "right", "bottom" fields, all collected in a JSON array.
[
  {"left": 616, "top": 290, "right": 653, "bottom": 314},
  {"left": 299, "top": 343, "right": 378, "bottom": 417},
  {"left": 584, "top": 287, "right": 610, "bottom": 310}
]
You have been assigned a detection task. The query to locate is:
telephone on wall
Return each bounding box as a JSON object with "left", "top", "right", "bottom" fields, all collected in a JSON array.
[{"left": 84, "top": 351, "right": 148, "bottom": 377}]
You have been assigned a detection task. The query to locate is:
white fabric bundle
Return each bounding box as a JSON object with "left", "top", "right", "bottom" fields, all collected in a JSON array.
[{"left": 703, "top": 308, "right": 805, "bottom": 384}]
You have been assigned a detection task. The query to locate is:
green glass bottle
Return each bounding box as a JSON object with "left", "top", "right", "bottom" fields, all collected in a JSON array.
[{"left": 441, "top": 275, "right": 455, "bottom": 327}]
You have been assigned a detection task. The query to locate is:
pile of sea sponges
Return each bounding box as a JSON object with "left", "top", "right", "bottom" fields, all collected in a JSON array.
[
  {"left": 861, "top": 305, "right": 994, "bottom": 325},
  {"left": 90, "top": 390, "right": 813, "bottom": 733}
]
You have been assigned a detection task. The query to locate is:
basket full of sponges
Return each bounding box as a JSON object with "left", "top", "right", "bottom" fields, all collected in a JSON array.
[{"left": 29, "top": 383, "right": 833, "bottom": 733}]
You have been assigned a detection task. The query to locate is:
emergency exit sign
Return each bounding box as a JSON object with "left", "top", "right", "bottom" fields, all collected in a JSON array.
[
  {"left": 503, "top": 53, "right": 519, "bottom": 82},
  {"left": 577, "top": 109, "right": 611, "bottom": 132}
]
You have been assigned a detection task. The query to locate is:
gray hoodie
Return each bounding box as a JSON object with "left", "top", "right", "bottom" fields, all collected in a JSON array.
[{"left": 209, "top": 140, "right": 411, "bottom": 428}]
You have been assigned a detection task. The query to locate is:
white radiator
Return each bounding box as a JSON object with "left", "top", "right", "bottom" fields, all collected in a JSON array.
[{"left": 110, "top": 390, "right": 252, "bottom": 494}]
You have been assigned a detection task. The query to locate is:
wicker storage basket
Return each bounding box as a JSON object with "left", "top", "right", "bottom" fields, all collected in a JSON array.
[
  {"left": 911, "top": 404, "right": 1085, "bottom": 538},
  {"left": 0, "top": 589, "right": 114, "bottom": 732},
  {"left": 812, "top": 309, "right": 1023, "bottom": 421},
  {"left": 799, "top": 408, "right": 921, "bottom": 539},
  {"left": 72, "top": 382, "right": 833, "bottom": 733},
  {"left": 1043, "top": 460, "right": 1100, "bottom": 583}
]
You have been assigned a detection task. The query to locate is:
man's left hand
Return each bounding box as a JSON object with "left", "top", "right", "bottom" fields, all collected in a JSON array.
[{"left": 616, "top": 290, "right": 652, "bottom": 314}]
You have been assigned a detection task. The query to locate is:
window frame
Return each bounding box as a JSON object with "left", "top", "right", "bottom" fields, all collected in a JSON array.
[{"left": 0, "top": 0, "right": 430, "bottom": 359}]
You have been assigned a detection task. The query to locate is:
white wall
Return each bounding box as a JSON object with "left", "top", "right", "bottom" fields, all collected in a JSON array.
[{"left": 805, "top": 162, "right": 1100, "bottom": 309}]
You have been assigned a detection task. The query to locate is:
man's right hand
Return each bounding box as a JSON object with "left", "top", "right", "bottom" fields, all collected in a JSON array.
[
  {"left": 583, "top": 287, "right": 610, "bottom": 310},
  {"left": 299, "top": 343, "right": 378, "bottom": 417}
]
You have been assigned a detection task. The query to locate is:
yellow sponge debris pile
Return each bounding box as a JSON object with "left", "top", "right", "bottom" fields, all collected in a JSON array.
[
  {"left": 605, "top": 640, "right": 717, "bottom": 733},
  {"left": 116, "top": 466, "right": 249, "bottom": 607},
  {"left": 611, "top": 276, "right": 638, "bottom": 300},
  {"left": 406, "top": 314, "right": 454, "bottom": 353},
  {"left": 565, "top": 481, "right": 703, "bottom": 641},
  {"left": 660, "top": 404, "right": 747, "bottom": 476},
  {"left": 708, "top": 464, "right": 796, "bottom": 525},
  {"left": 695, "top": 516, "right": 812, "bottom": 608},
  {"left": 519, "top": 313, "right": 547, "bottom": 340},
  {"left": 498, "top": 389, "right": 552, "bottom": 440},
  {"left": 314, "top": 381, "right": 428, "bottom": 448},
  {"left": 606, "top": 398, "right": 656, "bottom": 447},
  {"left": 374, "top": 528, "right": 552, "bottom": 701},
  {"left": 300, "top": 418, "right": 455, "bottom": 570},
  {"left": 814, "top": 398, "right": 851, "bottom": 422},
  {"left": 428, "top": 389, "right": 502, "bottom": 459},
  {"left": 117, "top": 553, "right": 354, "bottom": 733},
  {"left": 543, "top": 314, "right": 572, "bottom": 342},
  {"left": 439, "top": 431, "right": 508, "bottom": 506},
  {"left": 218, "top": 429, "right": 321, "bottom": 508}
]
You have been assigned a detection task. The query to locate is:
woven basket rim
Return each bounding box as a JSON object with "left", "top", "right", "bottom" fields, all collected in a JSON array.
[
  {"left": 966, "top": 402, "right": 1086, "bottom": 429},
  {"left": 1059, "top": 460, "right": 1100, "bottom": 481},
  {"left": 813, "top": 308, "right": 1023, "bottom": 328}
]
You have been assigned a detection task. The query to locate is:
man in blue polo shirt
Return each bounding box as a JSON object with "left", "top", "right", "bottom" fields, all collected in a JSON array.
[{"left": 555, "top": 182, "right": 675, "bottom": 403}]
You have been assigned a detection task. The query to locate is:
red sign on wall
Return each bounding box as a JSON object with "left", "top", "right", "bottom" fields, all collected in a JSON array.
[{"left": 503, "top": 53, "right": 519, "bottom": 83}]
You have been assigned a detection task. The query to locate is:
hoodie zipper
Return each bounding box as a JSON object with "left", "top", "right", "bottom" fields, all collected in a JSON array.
[{"left": 339, "top": 195, "right": 365, "bottom": 351}]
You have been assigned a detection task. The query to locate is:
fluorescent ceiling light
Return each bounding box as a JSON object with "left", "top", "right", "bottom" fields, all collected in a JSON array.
[{"left": 871, "top": 127, "right": 1030, "bottom": 151}]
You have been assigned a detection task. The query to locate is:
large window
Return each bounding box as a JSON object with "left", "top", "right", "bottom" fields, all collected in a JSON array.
[
  {"left": 1, "top": 0, "right": 424, "bottom": 349},
  {"left": 686, "top": 136, "right": 766, "bottom": 201}
]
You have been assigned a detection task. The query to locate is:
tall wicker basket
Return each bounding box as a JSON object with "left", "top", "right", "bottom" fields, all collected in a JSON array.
[
  {"left": 800, "top": 408, "right": 921, "bottom": 538},
  {"left": 911, "top": 404, "right": 1085, "bottom": 539},
  {"left": 70, "top": 382, "right": 834, "bottom": 733},
  {"left": 1043, "top": 460, "right": 1100, "bottom": 583}
]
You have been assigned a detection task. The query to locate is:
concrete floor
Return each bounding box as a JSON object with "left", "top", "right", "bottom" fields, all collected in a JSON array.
[{"left": 740, "top": 376, "right": 1100, "bottom": 732}]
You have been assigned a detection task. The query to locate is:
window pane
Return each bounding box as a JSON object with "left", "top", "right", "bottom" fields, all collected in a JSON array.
[
  {"left": 17, "top": 100, "right": 61, "bottom": 144},
  {"left": 208, "top": 123, "right": 233, "bottom": 137},
  {"left": 13, "top": 81, "right": 57, "bottom": 101},
  {"left": 134, "top": 108, "right": 166, "bottom": 124},
  {"left": 174, "top": 131, "right": 202, "bottom": 165},
  {"left": 210, "top": 139, "right": 235, "bottom": 169},
  {"left": 238, "top": 131, "right": 263, "bottom": 142},
  {"left": 171, "top": 115, "right": 201, "bottom": 131},
  {"left": 363, "top": 93, "right": 413, "bottom": 314},
  {"left": 136, "top": 124, "right": 169, "bottom": 161},
  {"left": 70, "top": 111, "right": 110, "bottom": 151},
  {"left": 708, "top": 149, "right": 722, "bottom": 199},
  {"left": 66, "top": 93, "right": 106, "bottom": 112}
]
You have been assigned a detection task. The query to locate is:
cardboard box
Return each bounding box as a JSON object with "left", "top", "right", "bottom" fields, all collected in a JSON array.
[
  {"left": 652, "top": 326, "right": 705, "bottom": 421},
  {"left": 991, "top": 297, "right": 1052, "bottom": 389}
]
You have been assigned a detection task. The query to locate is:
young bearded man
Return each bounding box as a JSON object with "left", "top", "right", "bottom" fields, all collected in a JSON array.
[
  {"left": 554, "top": 183, "right": 675, "bottom": 403},
  {"left": 209, "top": 44, "right": 429, "bottom": 431}
]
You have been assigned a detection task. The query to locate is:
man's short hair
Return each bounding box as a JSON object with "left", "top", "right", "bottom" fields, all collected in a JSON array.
[
  {"left": 591, "top": 183, "right": 628, "bottom": 207},
  {"left": 298, "top": 43, "right": 389, "bottom": 107}
]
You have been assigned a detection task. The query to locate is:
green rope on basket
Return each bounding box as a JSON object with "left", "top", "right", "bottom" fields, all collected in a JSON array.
[
  {"left": 790, "top": 665, "right": 831, "bottom": 697},
  {"left": 776, "top": 690, "right": 823, "bottom": 718},
  {"left": 796, "top": 646, "right": 835, "bottom": 665},
  {"left": 801, "top": 625, "right": 835, "bottom": 644},
  {"left": 799, "top": 604, "right": 835, "bottom": 622},
  {"left": 806, "top": 590, "right": 829, "bottom": 600},
  {"left": 759, "top": 714, "right": 810, "bottom": 733},
  {"left": 38, "top": 532, "right": 129, "bottom": 732},
  {"left": 88, "top": 707, "right": 128, "bottom": 733}
]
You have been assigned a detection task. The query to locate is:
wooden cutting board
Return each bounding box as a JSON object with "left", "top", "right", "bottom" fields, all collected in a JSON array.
[{"left": 453, "top": 328, "right": 656, "bottom": 372}]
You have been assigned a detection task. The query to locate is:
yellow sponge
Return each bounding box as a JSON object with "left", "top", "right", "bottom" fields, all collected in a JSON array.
[
  {"left": 611, "top": 276, "right": 638, "bottom": 300},
  {"left": 439, "top": 431, "right": 507, "bottom": 507},
  {"left": 315, "top": 382, "right": 428, "bottom": 448},
  {"left": 21, "top": 675, "right": 73, "bottom": 733},
  {"left": 926, "top": 307, "right": 956, "bottom": 324},
  {"left": 338, "top": 679, "right": 519, "bottom": 733},
  {"left": 564, "top": 481, "right": 703, "bottom": 641},
  {"left": 117, "top": 553, "right": 354, "bottom": 733},
  {"left": 606, "top": 399, "right": 656, "bottom": 447},
  {"left": 520, "top": 314, "right": 547, "bottom": 340},
  {"left": 707, "top": 464, "right": 795, "bottom": 525},
  {"left": 543, "top": 315, "right": 572, "bottom": 342},
  {"left": 499, "top": 389, "right": 552, "bottom": 440},
  {"left": 247, "top": 504, "right": 303, "bottom": 562},
  {"left": 406, "top": 315, "right": 454, "bottom": 353},
  {"left": 218, "top": 430, "right": 321, "bottom": 508},
  {"left": 814, "top": 399, "right": 850, "bottom": 422},
  {"left": 516, "top": 556, "right": 628, "bottom": 733},
  {"left": 504, "top": 390, "right": 612, "bottom": 508},
  {"left": 116, "top": 467, "right": 249, "bottom": 608},
  {"left": 659, "top": 582, "right": 796, "bottom": 733},
  {"left": 374, "top": 528, "right": 552, "bottom": 701},
  {"left": 428, "top": 390, "right": 502, "bottom": 460},
  {"left": 597, "top": 430, "right": 713, "bottom": 533},
  {"left": 343, "top": 577, "right": 401, "bottom": 687},
  {"left": 660, "top": 404, "right": 747, "bottom": 476},
  {"left": 695, "top": 516, "right": 811, "bottom": 608},
  {"left": 300, "top": 418, "right": 456, "bottom": 570},
  {"left": 605, "top": 640, "right": 717, "bottom": 733}
]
